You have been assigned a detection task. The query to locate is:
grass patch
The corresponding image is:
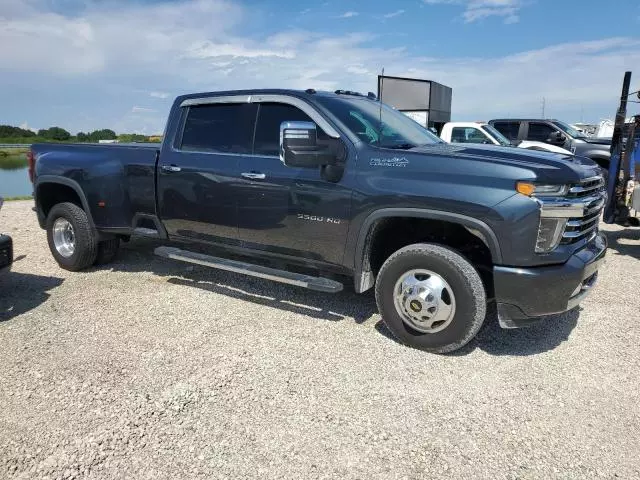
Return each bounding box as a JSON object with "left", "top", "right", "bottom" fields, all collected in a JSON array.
[
  {"left": 0, "top": 150, "right": 28, "bottom": 170},
  {"left": 2, "top": 195, "right": 32, "bottom": 201}
]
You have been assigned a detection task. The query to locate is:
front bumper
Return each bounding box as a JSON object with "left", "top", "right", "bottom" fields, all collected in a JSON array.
[
  {"left": 494, "top": 232, "right": 607, "bottom": 328},
  {"left": 0, "top": 234, "right": 13, "bottom": 273}
]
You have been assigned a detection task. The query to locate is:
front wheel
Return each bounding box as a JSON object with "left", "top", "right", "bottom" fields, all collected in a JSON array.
[
  {"left": 375, "top": 243, "right": 486, "bottom": 353},
  {"left": 46, "top": 202, "right": 98, "bottom": 271}
]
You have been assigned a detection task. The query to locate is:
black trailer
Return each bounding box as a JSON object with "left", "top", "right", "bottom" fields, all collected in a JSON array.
[{"left": 377, "top": 75, "right": 452, "bottom": 134}]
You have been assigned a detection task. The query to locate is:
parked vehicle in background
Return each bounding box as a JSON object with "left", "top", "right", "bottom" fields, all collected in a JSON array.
[
  {"left": 0, "top": 197, "right": 13, "bottom": 274},
  {"left": 29, "top": 89, "right": 607, "bottom": 353},
  {"left": 489, "top": 119, "right": 612, "bottom": 171},
  {"left": 439, "top": 122, "right": 573, "bottom": 155}
]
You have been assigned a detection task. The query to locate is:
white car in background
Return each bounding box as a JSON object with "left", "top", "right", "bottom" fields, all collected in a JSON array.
[{"left": 439, "top": 122, "right": 574, "bottom": 155}]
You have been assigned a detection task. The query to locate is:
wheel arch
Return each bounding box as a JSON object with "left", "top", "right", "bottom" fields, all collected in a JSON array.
[
  {"left": 353, "top": 208, "right": 502, "bottom": 293},
  {"left": 35, "top": 176, "right": 95, "bottom": 230}
]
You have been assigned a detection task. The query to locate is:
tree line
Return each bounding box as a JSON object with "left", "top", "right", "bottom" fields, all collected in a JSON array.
[{"left": 0, "top": 125, "right": 161, "bottom": 143}]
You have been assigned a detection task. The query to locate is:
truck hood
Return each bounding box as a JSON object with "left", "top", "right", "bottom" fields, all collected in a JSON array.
[
  {"left": 409, "top": 143, "right": 600, "bottom": 180},
  {"left": 580, "top": 136, "right": 611, "bottom": 145}
]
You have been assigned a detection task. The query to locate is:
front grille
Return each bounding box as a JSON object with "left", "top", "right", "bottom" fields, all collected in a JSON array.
[
  {"left": 561, "top": 176, "right": 606, "bottom": 245},
  {"left": 566, "top": 176, "right": 606, "bottom": 198}
]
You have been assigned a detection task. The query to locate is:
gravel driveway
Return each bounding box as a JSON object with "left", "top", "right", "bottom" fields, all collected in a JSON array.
[{"left": 1, "top": 200, "right": 639, "bottom": 479}]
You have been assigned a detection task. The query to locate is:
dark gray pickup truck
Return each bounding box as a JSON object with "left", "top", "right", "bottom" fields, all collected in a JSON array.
[
  {"left": 29, "top": 89, "right": 607, "bottom": 353},
  {"left": 489, "top": 118, "right": 612, "bottom": 171}
]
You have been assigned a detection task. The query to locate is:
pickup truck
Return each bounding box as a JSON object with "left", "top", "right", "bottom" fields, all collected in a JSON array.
[
  {"left": 439, "top": 122, "right": 573, "bottom": 155},
  {"left": 0, "top": 197, "right": 13, "bottom": 275},
  {"left": 489, "top": 118, "right": 612, "bottom": 171},
  {"left": 29, "top": 89, "right": 607, "bottom": 353}
]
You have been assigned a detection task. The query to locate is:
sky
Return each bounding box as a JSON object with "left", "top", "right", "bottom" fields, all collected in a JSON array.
[{"left": 1, "top": 0, "right": 639, "bottom": 135}]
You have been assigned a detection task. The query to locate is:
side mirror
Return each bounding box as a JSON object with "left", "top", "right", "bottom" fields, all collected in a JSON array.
[
  {"left": 550, "top": 131, "right": 566, "bottom": 143},
  {"left": 279, "top": 121, "right": 336, "bottom": 168}
]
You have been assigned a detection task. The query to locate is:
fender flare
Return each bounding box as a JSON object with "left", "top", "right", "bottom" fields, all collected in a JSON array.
[
  {"left": 352, "top": 208, "right": 502, "bottom": 293},
  {"left": 35, "top": 175, "right": 95, "bottom": 229}
]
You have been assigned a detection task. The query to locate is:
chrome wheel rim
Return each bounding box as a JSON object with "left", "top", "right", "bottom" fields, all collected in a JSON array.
[
  {"left": 393, "top": 269, "right": 456, "bottom": 334},
  {"left": 52, "top": 218, "right": 76, "bottom": 258}
]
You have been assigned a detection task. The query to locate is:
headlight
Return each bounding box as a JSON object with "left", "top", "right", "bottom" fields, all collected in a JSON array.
[
  {"left": 516, "top": 182, "right": 569, "bottom": 197},
  {"left": 535, "top": 218, "right": 567, "bottom": 253}
]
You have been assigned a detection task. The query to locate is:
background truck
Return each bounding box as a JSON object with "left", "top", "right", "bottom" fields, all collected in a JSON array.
[
  {"left": 439, "top": 121, "right": 573, "bottom": 155},
  {"left": 489, "top": 118, "right": 612, "bottom": 171},
  {"left": 29, "top": 89, "right": 607, "bottom": 353}
]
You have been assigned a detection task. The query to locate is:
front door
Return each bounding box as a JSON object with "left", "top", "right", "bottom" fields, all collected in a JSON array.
[
  {"left": 236, "top": 102, "right": 352, "bottom": 266},
  {"left": 157, "top": 102, "right": 257, "bottom": 246}
]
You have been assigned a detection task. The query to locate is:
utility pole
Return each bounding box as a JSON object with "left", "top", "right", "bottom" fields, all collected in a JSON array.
[{"left": 541, "top": 97, "right": 546, "bottom": 118}]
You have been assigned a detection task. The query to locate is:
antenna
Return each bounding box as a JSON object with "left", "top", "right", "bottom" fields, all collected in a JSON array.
[{"left": 378, "top": 68, "right": 384, "bottom": 146}]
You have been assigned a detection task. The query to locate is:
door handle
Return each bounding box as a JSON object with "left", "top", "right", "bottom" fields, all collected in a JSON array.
[
  {"left": 162, "top": 165, "right": 182, "bottom": 173},
  {"left": 241, "top": 172, "right": 266, "bottom": 180}
]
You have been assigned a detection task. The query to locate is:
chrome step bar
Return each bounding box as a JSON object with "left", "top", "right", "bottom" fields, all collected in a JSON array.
[
  {"left": 133, "top": 227, "right": 161, "bottom": 238},
  {"left": 154, "top": 246, "right": 343, "bottom": 293}
]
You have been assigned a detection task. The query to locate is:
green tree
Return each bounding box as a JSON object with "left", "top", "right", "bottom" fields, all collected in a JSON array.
[
  {"left": 118, "top": 133, "right": 147, "bottom": 143},
  {"left": 38, "top": 127, "right": 71, "bottom": 141},
  {"left": 76, "top": 132, "right": 88, "bottom": 142},
  {"left": 88, "top": 129, "right": 117, "bottom": 141},
  {"left": 0, "top": 125, "right": 36, "bottom": 138}
]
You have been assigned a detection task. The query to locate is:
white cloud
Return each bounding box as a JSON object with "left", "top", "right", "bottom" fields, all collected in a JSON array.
[
  {"left": 423, "top": 0, "right": 522, "bottom": 23},
  {"left": 131, "top": 106, "right": 156, "bottom": 113},
  {"left": 0, "top": 0, "right": 637, "bottom": 133},
  {"left": 149, "top": 91, "right": 169, "bottom": 99},
  {"left": 337, "top": 11, "right": 359, "bottom": 18},
  {"left": 383, "top": 10, "right": 406, "bottom": 19},
  {"left": 19, "top": 122, "right": 37, "bottom": 133}
]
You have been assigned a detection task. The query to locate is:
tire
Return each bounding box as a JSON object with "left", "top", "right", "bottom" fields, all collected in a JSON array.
[
  {"left": 94, "top": 238, "right": 120, "bottom": 265},
  {"left": 46, "top": 202, "right": 98, "bottom": 271},
  {"left": 375, "top": 243, "right": 486, "bottom": 354}
]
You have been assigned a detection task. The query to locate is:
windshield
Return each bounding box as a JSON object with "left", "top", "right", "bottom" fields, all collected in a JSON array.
[
  {"left": 481, "top": 124, "right": 512, "bottom": 146},
  {"left": 314, "top": 95, "right": 443, "bottom": 149},
  {"left": 552, "top": 120, "right": 586, "bottom": 139}
]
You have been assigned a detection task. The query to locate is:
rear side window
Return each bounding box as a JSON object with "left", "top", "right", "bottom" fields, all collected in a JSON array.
[
  {"left": 253, "top": 103, "right": 315, "bottom": 156},
  {"left": 527, "top": 122, "right": 556, "bottom": 142},
  {"left": 181, "top": 103, "right": 257, "bottom": 153},
  {"left": 492, "top": 121, "right": 520, "bottom": 141}
]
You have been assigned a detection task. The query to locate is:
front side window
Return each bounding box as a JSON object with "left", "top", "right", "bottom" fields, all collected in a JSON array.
[
  {"left": 315, "top": 96, "right": 442, "bottom": 150},
  {"left": 254, "top": 103, "right": 315, "bottom": 156},
  {"left": 552, "top": 120, "right": 586, "bottom": 139},
  {"left": 450, "top": 127, "right": 492, "bottom": 144},
  {"left": 181, "top": 103, "right": 257, "bottom": 153},
  {"left": 527, "top": 123, "right": 556, "bottom": 142}
]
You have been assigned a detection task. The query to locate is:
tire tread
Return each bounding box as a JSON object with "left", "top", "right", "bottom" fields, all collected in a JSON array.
[
  {"left": 46, "top": 202, "right": 98, "bottom": 271},
  {"left": 375, "top": 243, "right": 486, "bottom": 353}
]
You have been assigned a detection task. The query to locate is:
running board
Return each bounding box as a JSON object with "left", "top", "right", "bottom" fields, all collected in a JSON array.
[
  {"left": 154, "top": 246, "right": 343, "bottom": 293},
  {"left": 134, "top": 227, "right": 161, "bottom": 238}
]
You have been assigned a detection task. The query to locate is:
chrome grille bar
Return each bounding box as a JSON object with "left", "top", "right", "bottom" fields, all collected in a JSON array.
[{"left": 559, "top": 175, "right": 605, "bottom": 245}]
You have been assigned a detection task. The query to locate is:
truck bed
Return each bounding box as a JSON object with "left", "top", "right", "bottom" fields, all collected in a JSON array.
[{"left": 31, "top": 142, "right": 160, "bottom": 231}]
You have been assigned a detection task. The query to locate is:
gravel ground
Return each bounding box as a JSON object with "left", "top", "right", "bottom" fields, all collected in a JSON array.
[{"left": 1, "top": 199, "right": 640, "bottom": 480}]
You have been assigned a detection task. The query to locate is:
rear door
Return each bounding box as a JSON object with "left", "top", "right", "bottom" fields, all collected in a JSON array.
[
  {"left": 236, "top": 101, "right": 352, "bottom": 266},
  {"left": 157, "top": 102, "right": 257, "bottom": 246},
  {"left": 491, "top": 121, "right": 521, "bottom": 143}
]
